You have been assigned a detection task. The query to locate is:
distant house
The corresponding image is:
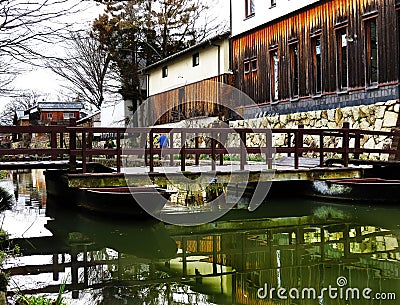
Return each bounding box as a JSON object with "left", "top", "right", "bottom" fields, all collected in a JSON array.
[
  {"left": 141, "top": 32, "right": 233, "bottom": 125},
  {"left": 77, "top": 110, "right": 101, "bottom": 127},
  {"left": 14, "top": 110, "right": 29, "bottom": 126},
  {"left": 25, "top": 102, "right": 84, "bottom": 125}
]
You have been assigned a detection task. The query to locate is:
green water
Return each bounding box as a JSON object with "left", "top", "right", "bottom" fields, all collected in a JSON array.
[{"left": 1, "top": 170, "right": 399, "bottom": 305}]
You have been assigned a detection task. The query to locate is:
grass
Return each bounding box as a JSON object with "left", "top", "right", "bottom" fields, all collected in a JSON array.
[
  {"left": 16, "top": 278, "right": 67, "bottom": 305},
  {"left": 0, "top": 171, "right": 7, "bottom": 180}
]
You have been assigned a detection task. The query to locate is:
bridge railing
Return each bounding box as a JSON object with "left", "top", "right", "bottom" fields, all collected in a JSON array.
[{"left": 1, "top": 122, "right": 400, "bottom": 173}]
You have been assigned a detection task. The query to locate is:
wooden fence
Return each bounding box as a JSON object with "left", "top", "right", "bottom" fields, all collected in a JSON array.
[{"left": 1, "top": 121, "right": 399, "bottom": 173}]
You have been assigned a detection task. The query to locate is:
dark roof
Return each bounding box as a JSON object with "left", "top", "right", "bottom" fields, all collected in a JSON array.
[
  {"left": 37, "top": 102, "right": 83, "bottom": 110},
  {"left": 141, "top": 31, "right": 231, "bottom": 72},
  {"left": 24, "top": 102, "right": 84, "bottom": 115}
]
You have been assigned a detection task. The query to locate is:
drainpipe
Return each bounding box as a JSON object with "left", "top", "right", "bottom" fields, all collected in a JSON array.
[{"left": 211, "top": 42, "right": 222, "bottom": 115}]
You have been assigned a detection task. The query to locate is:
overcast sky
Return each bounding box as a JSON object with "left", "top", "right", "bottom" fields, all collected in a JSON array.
[{"left": 0, "top": 0, "right": 229, "bottom": 112}]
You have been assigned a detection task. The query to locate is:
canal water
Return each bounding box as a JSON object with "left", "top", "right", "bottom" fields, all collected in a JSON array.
[{"left": 0, "top": 169, "right": 399, "bottom": 304}]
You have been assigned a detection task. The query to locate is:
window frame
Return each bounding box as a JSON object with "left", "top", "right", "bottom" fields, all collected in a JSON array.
[
  {"left": 311, "top": 34, "right": 323, "bottom": 95},
  {"left": 162, "top": 66, "right": 168, "bottom": 78},
  {"left": 63, "top": 112, "right": 74, "bottom": 120},
  {"left": 245, "top": 0, "right": 255, "bottom": 18},
  {"left": 364, "top": 17, "right": 378, "bottom": 87},
  {"left": 289, "top": 41, "right": 299, "bottom": 99},
  {"left": 192, "top": 52, "right": 199, "bottom": 67},
  {"left": 269, "top": 48, "right": 279, "bottom": 102},
  {"left": 335, "top": 26, "right": 349, "bottom": 92}
]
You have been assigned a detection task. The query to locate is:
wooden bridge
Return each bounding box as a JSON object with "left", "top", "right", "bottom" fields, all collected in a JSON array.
[{"left": 1, "top": 121, "right": 399, "bottom": 174}]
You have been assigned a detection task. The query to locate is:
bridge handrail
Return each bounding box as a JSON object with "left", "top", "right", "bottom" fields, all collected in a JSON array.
[{"left": 1, "top": 122, "right": 400, "bottom": 172}]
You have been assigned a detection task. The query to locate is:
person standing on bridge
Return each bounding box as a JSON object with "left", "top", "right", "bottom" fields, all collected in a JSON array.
[{"left": 157, "top": 134, "right": 169, "bottom": 159}]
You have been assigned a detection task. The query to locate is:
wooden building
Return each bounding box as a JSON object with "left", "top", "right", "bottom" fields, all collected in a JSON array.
[
  {"left": 25, "top": 102, "right": 83, "bottom": 126},
  {"left": 141, "top": 32, "right": 233, "bottom": 125},
  {"left": 230, "top": 0, "right": 400, "bottom": 117}
]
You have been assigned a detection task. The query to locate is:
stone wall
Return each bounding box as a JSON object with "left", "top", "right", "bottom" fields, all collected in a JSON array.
[{"left": 230, "top": 100, "right": 400, "bottom": 161}]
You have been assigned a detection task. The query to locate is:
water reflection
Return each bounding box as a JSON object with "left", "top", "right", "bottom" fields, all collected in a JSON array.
[{"left": 1, "top": 170, "right": 399, "bottom": 305}]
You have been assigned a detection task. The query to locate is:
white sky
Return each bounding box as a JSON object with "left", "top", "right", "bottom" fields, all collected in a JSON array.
[{"left": 0, "top": 0, "right": 229, "bottom": 113}]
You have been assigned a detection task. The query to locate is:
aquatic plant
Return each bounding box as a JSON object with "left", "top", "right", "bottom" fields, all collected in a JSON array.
[
  {"left": 15, "top": 278, "right": 67, "bottom": 305},
  {"left": 0, "top": 171, "right": 7, "bottom": 180},
  {"left": 313, "top": 206, "right": 348, "bottom": 220}
]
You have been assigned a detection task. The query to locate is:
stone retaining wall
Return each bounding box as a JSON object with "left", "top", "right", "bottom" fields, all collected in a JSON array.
[{"left": 230, "top": 100, "right": 400, "bottom": 161}]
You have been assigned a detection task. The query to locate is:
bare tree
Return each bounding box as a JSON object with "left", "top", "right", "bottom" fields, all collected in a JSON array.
[
  {"left": 0, "top": 90, "right": 42, "bottom": 125},
  {"left": 47, "top": 31, "right": 113, "bottom": 110},
  {"left": 0, "top": 55, "right": 15, "bottom": 95},
  {"left": 0, "top": 0, "right": 87, "bottom": 63}
]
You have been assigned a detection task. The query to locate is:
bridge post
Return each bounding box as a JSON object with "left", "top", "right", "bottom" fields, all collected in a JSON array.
[
  {"left": 319, "top": 131, "right": 324, "bottom": 167},
  {"left": 50, "top": 123, "right": 57, "bottom": 161},
  {"left": 169, "top": 132, "right": 174, "bottom": 166},
  {"left": 342, "top": 122, "right": 350, "bottom": 167},
  {"left": 181, "top": 131, "right": 186, "bottom": 172},
  {"left": 81, "top": 131, "right": 87, "bottom": 173},
  {"left": 68, "top": 118, "right": 77, "bottom": 172},
  {"left": 211, "top": 130, "right": 216, "bottom": 171},
  {"left": 266, "top": 129, "right": 273, "bottom": 169},
  {"left": 295, "top": 124, "right": 304, "bottom": 169},
  {"left": 195, "top": 133, "right": 200, "bottom": 166},
  {"left": 116, "top": 131, "right": 121, "bottom": 173},
  {"left": 354, "top": 129, "right": 361, "bottom": 160},
  {"left": 149, "top": 131, "right": 154, "bottom": 173},
  {"left": 240, "top": 130, "right": 246, "bottom": 171}
]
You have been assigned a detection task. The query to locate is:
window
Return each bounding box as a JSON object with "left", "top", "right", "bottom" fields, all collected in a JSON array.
[
  {"left": 192, "top": 53, "right": 199, "bottom": 67},
  {"left": 244, "top": 60, "right": 250, "bottom": 74},
  {"left": 336, "top": 28, "right": 348, "bottom": 91},
  {"left": 365, "top": 18, "right": 378, "bottom": 86},
  {"left": 245, "top": 0, "right": 255, "bottom": 18},
  {"left": 311, "top": 36, "right": 322, "bottom": 94},
  {"left": 47, "top": 113, "right": 53, "bottom": 119},
  {"left": 289, "top": 42, "right": 299, "bottom": 98},
  {"left": 63, "top": 112, "right": 74, "bottom": 120},
  {"left": 270, "top": 0, "right": 277, "bottom": 8},
  {"left": 162, "top": 66, "right": 168, "bottom": 78},
  {"left": 244, "top": 58, "right": 257, "bottom": 74},
  {"left": 270, "top": 49, "right": 279, "bottom": 102},
  {"left": 251, "top": 58, "right": 257, "bottom": 71}
]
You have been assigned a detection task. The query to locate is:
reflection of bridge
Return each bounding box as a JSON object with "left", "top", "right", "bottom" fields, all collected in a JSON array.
[
  {"left": 1, "top": 122, "right": 400, "bottom": 174},
  {"left": 4, "top": 207, "right": 400, "bottom": 304}
]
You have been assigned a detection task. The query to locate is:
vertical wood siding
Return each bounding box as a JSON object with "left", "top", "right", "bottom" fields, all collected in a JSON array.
[
  {"left": 150, "top": 75, "right": 234, "bottom": 124},
  {"left": 232, "top": 0, "right": 400, "bottom": 104}
]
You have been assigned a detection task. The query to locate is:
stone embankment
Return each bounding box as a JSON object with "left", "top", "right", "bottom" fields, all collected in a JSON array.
[{"left": 229, "top": 100, "right": 400, "bottom": 161}]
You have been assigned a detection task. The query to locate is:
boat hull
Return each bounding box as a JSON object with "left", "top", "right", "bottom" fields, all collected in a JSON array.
[
  {"left": 77, "top": 186, "right": 175, "bottom": 218},
  {"left": 309, "top": 178, "right": 400, "bottom": 204}
]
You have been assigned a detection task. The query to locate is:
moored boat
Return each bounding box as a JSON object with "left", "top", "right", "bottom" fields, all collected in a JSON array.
[
  {"left": 77, "top": 186, "right": 176, "bottom": 218},
  {"left": 309, "top": 178, "right": 400, "bottom": 204}
]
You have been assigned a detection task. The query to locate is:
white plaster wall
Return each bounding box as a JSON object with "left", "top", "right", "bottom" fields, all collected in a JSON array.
[
  {"left": 148, "top": 40, "right": 230, "bottom": 96},
  {"left": 231, "top": 0, "right": 320, "bottom": 37}
]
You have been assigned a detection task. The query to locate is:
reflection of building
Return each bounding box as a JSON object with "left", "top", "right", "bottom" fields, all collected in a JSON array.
[
  {"left": 169, "top": 219, "right": 400, "bottom": 305},
  {"left": 141, "top": 32, "right": 233, "bottom": 125},
  {"left": 6, "top": 209, "right": 400, "bottom": 304}
]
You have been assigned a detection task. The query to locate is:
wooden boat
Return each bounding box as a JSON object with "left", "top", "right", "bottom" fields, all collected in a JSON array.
[
  {"left": 77, "top": 186, "right": 176, "bottom": 218},
  {"left": 309, "top": 178, "right": 400, "bottom": 204}
]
